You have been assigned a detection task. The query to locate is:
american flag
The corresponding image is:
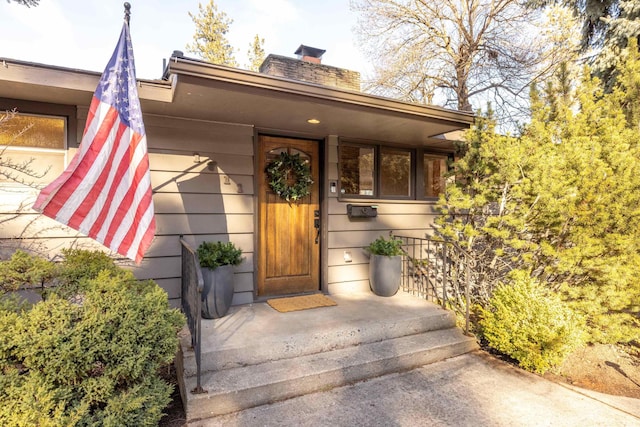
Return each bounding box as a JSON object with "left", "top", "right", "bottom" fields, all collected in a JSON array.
[{"left": 33, "top": 22, "right": 155, "bottom": 264}]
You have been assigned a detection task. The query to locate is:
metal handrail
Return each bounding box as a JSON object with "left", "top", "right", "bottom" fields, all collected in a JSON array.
[
  {"left": 179, "top": 237, "right": 206, "bottom": 394},
  {"left": 394, "top": 234, "right": 472, "bottom": 335}
]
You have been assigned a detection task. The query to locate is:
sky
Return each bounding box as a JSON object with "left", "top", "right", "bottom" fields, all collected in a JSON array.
[{"left": 1, "top": 0, "right": 369, "bottom": 80}]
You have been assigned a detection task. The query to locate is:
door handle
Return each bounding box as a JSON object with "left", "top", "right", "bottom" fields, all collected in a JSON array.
[{"left": 314, "top": 218, "right": 320, "bottom": 244}]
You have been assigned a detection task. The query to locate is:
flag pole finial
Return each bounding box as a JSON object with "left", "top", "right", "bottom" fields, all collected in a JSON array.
[{"left": 124, "top": 2, "right": 131, "bottom": 25}]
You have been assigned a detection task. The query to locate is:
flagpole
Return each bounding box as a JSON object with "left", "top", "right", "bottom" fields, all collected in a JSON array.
[{"left": 124, "top": 2, "right": 131, "bottom": 26}]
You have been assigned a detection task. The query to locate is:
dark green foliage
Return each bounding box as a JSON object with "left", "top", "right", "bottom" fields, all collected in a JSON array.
[
  {"left": 265, "top": 152, "right": 313, "bottom": 202},
  {"left": 0, "top": 251, "right": 185, "bottom": 426},
  {"left": 366, "top": 236, "right": 403, "bottom": 256},
  {"left": 197, "top": 241, "right": 243, "bottom": 269},
  {"left": 530, "top": 0, "right": 640, "bottom": 88},
  {"left": 0, "top": 250, "right": 56, "bottom": 293},
  {"left": 480, "top": 273, "right": 585, "bottom": 374}
]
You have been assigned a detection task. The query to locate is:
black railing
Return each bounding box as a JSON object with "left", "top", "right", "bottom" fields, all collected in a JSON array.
[
  {"left": 179, "top": 237, "right": 206, "bottom": 394},
  {"left": 394, "top": 235, "right": 472, "bottom": 334}
]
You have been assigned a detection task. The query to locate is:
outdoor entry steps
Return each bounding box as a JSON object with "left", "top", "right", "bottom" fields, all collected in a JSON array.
[{"left": 177, "top": 292, "right": 478, "bottom": 422}]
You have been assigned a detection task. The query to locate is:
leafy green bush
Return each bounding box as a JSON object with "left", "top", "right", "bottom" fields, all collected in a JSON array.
[
  {"left": 480, "top": 272, "right": 585, "bottom": 374},
  {"left": 0, "top": 251, "right": 185, "bottom": 426},
  {"left": 197, "top": 241, "right": 243, "bottom": 269},
  {"left": 366, "top": 236, "right": 403, "bottom": 256},
  {"left": 0, "top": 250, "right": 56, "bottom": 293},
  {"left": 54, "top": 248, "right": 120, "bottom": 298}
]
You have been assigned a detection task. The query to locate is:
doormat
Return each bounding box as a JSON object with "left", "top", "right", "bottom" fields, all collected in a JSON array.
[{"left": 267, "top": 294, "right": 337, "bottom": 313}]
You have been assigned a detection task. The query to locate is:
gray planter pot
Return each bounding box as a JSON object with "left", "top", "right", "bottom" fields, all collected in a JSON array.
[
  {"left": 201, "top": 264, "right": 235, "bottom": 319},
  {"left": 369, "top": 254, "right": 401, "bottom": 297}
]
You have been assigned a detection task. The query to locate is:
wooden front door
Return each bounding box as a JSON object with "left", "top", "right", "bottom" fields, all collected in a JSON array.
[{"left": 258, "top": 135, "right": 320, "bottom": 297}]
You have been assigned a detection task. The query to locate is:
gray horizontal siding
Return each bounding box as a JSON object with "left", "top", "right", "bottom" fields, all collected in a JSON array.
[
  {"left": 325, "top": 137, "right": 440, "bottom": 293},
  {"left": 0, "top": 110, "right": 256, "bottom": 307}
]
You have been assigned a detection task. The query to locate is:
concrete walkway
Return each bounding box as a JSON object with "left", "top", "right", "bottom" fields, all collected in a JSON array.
[{"left": 191, "top": 351, "right": 640, "bottom": 427}]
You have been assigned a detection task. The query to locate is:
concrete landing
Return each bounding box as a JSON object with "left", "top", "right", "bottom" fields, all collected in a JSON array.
[{"left": 177, "top": 291, "right": 478, "bottom": 422}]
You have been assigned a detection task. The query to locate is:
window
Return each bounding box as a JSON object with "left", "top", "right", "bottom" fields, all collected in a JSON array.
[
  {"left": 0, "top": 112, "right": 66, "bottom": 150},
  {"left": 423, "top": 154, "right": 448, "bottom": 198},
  {"left": 381, "top": 147, "right": 412, "bottom": 197},
  {"left": 339, "top": 145, "right": 374, "bottom": 196},
  {"left": 339, "top": 142, "right": 450, "bottom": 200}
]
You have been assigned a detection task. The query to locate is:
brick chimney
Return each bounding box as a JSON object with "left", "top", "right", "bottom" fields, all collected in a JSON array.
[{"left": 259, "top": 45, "right": 360, "bottom": 91}]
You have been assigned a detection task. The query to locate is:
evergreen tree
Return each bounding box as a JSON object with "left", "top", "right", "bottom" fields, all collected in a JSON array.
[
  {"left": 531, "top": 0, "right": 640, "bottom": 88},
  {"left": 438, "top": 42, "right": 640, "bottom": 343},
  {"left": 187, "top": 0, "right": 238, "bottom": 67},
  {"left": 246, "top": 34, "right": 266, "bottom": 72}
]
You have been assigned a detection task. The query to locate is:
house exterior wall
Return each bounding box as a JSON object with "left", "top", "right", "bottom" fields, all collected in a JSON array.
[
  {"left": 325, "top": 136, "right": 440, "bottom": 294},
  {"left": 0, "top": 106, "right": 256, "bottom": 308},
  {"left": 2, "top": 105, "right": 446, "bottom": 307}
]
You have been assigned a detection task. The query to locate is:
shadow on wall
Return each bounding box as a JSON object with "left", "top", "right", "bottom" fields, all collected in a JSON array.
[{"left": 150, "top": 154, "right": 229, "bottom": 253}]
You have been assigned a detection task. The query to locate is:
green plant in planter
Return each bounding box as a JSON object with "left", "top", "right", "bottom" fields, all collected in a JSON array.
[
  {"left": 366, "top": 236, "right": 403, "bottom": 256},
  {"left": 196, "top": 241, "right": 243, "bottom": 319},
  {"left": 197, "top": 241, "right": 243, "bottom": 269},
  {"left": 366, "top": 236, "right": 404, "bottom": 297}
]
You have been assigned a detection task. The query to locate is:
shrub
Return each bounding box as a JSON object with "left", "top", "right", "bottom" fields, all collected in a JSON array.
[
  {"left": 54, "top": 248, "right": 120, "bottom": 298},
  {"left": 480, "top": 272, "right": 585, "bottom": 374},
  {"left": 197, "top": 241, "right": 243, "bottom": 269},
  {"left": 366, "top": 236, "right": 403, "bottom": 256},
  {"left": 0, "top": 251, "right": 185, "bottom": 426},
  {"left": 0, "top": 250, "right": 57, "bottom": 293}
]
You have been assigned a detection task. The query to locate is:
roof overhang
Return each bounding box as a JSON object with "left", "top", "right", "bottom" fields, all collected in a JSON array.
[
  {"left": 164, "top": 57, "right": 474, "bottom": 148},
  {"left": 0, "top": 56, "right": 474, "bottom": 149}
]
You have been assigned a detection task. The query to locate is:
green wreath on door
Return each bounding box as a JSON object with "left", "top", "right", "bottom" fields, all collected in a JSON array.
[{"left": 265, "top": 152, "right": 313, "bottom": 202}]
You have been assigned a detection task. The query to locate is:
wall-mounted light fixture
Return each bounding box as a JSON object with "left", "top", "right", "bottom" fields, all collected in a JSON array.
[{"left": 307, "top": 118, "right": 320, "bottom": 124}]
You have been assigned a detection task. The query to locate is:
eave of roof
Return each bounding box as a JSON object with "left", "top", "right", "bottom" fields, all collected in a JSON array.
[
  {"left": 0, "top": 56, "right": 474, "bottom": 147},
  {"left": 166, "top": 56, "right": 474, "bottom": 128}
]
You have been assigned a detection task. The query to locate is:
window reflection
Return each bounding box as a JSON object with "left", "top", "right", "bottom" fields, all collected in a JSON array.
[{"left": 0, "top": 113, "right": 65, "bottom": 149}]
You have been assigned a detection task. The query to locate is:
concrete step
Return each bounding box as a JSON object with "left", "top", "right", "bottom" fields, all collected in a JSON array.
[
  {"left": 184, "top": 306, "right": 456, "bottom": 376},
  {"left": 184, "top": 327, "right": 477, "bottom": 420}
]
